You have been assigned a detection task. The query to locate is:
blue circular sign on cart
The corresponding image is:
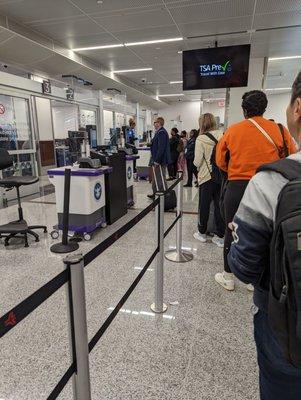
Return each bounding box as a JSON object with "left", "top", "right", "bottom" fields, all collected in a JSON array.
[
  {"left": 127, "top": 166, "right": 132, "bottom": 180},
  {"left": 94, "top": 182, "right": 102, "bottom": 201}
]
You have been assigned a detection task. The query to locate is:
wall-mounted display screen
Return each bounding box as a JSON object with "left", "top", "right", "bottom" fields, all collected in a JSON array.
[{"left": 183, "top": 44, "right": 251, "bottom": 90}]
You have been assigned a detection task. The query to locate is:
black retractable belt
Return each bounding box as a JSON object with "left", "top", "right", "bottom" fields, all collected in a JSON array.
[{"left": 0, "top": 270, "right": 69, "bottom": 338}]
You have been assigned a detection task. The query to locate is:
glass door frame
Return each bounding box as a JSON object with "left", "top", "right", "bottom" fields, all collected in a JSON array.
[{"left": 0, "top": 87, "right": 39, "bottom": 200}]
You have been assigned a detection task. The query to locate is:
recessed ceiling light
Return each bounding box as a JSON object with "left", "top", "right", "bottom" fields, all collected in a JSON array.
[
  {"left": 96, "top": 0, "right": 103, "bottom": 3},
  {"left": 170, "top": 81, "right": 183, "bottom": 84},
  {"left": 125, "top": 37, "right": 183, "bottom": 46},
  {"left": 158, "top": 93, "right": 184, "bottom": 97},
  {"left": 269, "top": 55, "right": 301, "bottom": 61},
  {"left": 73, "top": 44, "right": 124, "bottom": 51},
  {"left": 113, "top": 68, "right": 153, "bottom": 73}
]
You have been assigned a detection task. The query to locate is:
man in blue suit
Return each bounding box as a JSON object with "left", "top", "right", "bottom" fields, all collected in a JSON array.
[{"left": 148, "top": 117, "right": 171, "bottom": 199}]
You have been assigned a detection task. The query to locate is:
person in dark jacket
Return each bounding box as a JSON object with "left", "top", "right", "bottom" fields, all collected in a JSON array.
[
  {"left": 148, "top": 117, "right": 171, "bottom": 198},
  {"left": 228, "top": 71, "right": 301, "bottom": 400},
  {"left": 167, "top": 127, "right": 180, "bottom": 180},
  {"left": 184, "top": 129, "right": 198, "bottom": 187}
]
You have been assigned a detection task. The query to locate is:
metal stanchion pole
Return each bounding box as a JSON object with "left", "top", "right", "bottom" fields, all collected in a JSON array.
[
  {"left": 165, "top": 175, "right": 193, "bottom": 263},
  {"left": 151, "top": 194, "right": 167, "bottom": 313},
  {"left": 51, "top": 168, "right": 79, "bottom": 254},
  {"left": 64, "top": 254, "right": 92, "bottom": 400}
]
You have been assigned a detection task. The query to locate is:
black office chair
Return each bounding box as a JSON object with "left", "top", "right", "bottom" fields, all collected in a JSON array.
[{"left": 0, "top": 148, "right": 47, "bottom": 247}]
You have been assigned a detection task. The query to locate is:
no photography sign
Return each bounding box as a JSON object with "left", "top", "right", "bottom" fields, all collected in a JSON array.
[{"left": 0, "top": 104, "right": 5, "bottom": 115}]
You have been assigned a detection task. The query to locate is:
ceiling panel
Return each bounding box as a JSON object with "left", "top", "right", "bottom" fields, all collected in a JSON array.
[
  {"left": 0, "top": 26, "right": 14, "bottom": 44},
  {"left": 78, "top": 47, "right": 143, "bottom": 70},
  {"left": 70, "top": 0, "right": 163, "bottom": 15},
  {"left": 0, "top": 35, "right": 52, "bottom": 65},
  {"left": 61, "top": 32, "right": 120, "bottom": 49},
  {"left": 94, "top": 9, "right": 173, "bottom": 32},
  {"left": 0, "top": 0, "right": 81, "bottom": 23},
  {"left": 254, "top": 10, "right": 301, "bottom": 29},
  {"left": 29, "top": 54, "right": 84, "bottom": 76},
  {"left": 180, "top": 16, "right": 252, "bottom": 37},
  {"left": 255, "top": 0, "right": 301, "bottom": 14},
  {"left": 130, "top": 43, "right": 183, "bottom": 60},
  {"left": 169, "top": 0, "right": 255, "bottom": 25},
  {"left": 29, "top": 17, "right": 105, "bottom": 42},
  {"left": 251, "top": 28, "right": 301, "bottom": 57},
  {"left": 112, "top": 25, "right": 180, "bottom": 43}
]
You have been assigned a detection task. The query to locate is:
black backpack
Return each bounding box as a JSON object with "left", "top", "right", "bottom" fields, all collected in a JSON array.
[
  {"left": 258, "top": 158, "right": 301, "bottom": 367},
  {"left": 204, "top": 132, "right": 221, "bottom": 184}
]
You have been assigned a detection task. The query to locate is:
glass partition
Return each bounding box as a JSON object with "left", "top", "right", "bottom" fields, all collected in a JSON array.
[{"left": 0, "top": 94, "right": 33, "bottom": 151}]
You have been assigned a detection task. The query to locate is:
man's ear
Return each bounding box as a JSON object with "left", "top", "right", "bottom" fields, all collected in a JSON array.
[{"left": 293, "top": 98, "right": 301, "bottom": 123}]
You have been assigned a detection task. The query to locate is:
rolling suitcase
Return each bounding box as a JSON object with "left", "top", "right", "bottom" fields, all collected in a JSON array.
[{"left": 164, "top": 190, "right": 177, "bottom": 211}]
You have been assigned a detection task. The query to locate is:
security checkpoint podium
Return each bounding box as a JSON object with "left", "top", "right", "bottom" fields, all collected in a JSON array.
[
  {"left": 126, "top": 155, "right": 139, "bottom": 207},
  {"left": 48, "top": 166, "right": 112, "bottom": 241}
]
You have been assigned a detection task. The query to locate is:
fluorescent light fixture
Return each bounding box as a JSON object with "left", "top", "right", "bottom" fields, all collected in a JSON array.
[
  {"left": 269, "top": 55, "right": 301, "bottom": 61},
  {"left": 113, "top": 68, "right": 153, "bottom": 73},
  {"left": 158, "top": 93, "right": 184, "bottom": 97},
  {"left": 73, "top": 37, "right": 183, "bottom": 51},
  {"left": 265, "top": 87, "right": 291, "bottom": 91},
  {"left": 170, "top": 81, "right": 183, "bottom": 84},
  {"left": 125, "top": 37, "right": 183, "bottom": 46},
  {"left": 72, "top": 44, "right": 124, "bottom": 51}
]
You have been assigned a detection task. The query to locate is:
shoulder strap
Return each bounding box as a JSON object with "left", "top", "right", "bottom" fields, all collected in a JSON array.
[
  {"left": 277, "top": 123, "right": 289, "bottom": 158},
  {"left": 249, "top": 118, "right": 279, "bottom": 153},
  {"left": 204, "top": 132, "right": 218, "bottom": 144},
  {"left": 257, "top": 159, "right": 301, "bottom": 181}
]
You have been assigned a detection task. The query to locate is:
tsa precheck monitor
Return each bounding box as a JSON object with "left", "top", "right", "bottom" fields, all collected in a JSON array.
[{"left": 183, "top": 44, "right": 251, "bottom": 90}]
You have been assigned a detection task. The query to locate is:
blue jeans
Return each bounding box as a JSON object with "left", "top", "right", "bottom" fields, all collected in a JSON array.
[{"left": 254, "top": 309, "right": 301, "bottom": 400}]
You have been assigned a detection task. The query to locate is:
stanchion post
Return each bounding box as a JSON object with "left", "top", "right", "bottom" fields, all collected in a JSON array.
[
  {"left": 51, "top": 168, "right": 79, "bottom": 254},
  {"left": 165, "top": 173, "right": 193, "bottom": 263},
  {"left": 151, "top": 194, "right": 167, "bottom": 313},
  {"left": 64, "top": 254, "right": 92, "bottom": 400}
]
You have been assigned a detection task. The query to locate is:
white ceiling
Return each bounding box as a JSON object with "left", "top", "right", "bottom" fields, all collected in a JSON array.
[{"left": 0, "top": 0, "right": 300, "bottom": 102}]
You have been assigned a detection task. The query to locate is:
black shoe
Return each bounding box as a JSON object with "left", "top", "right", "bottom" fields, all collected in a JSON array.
[
  {"left": 183, "top": 184, "right": 192, "bottom": 187},
  {"left": 147, "top": 194, "right": 155, "bottom": 199}
]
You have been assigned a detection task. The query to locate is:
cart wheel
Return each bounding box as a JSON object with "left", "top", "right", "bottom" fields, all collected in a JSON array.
[
  {"left": 50, "top": 230, "right": 60, "bottom": 240},
  {"left": 101, "top": 222, "right": 107, "bottom": 228},
  {"left": 83, "top": 233, "right": 92, "bottom": 241}
]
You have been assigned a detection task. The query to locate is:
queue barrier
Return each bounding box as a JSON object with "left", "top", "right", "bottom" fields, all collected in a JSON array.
[{"left": 0, "top": 172, "right": 193, "bottom": 400}]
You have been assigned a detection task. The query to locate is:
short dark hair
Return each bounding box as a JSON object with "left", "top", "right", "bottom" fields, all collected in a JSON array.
[
  {"left": 171, "top": 127, "right": 179, "bottom": 134},
  {"left": 291, "top": 71, "right": 301, "bottom": 104},
  {"left": 242, "top": 90, "right": 268, "bottom": 118}
]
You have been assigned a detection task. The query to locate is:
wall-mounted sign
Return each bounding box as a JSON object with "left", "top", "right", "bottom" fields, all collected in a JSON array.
[
  {"left": 66, "top": 87, "right": 74, "bottom": 101},
  {"left": 0, "top": 104, "right": 5, "bottom": 115},
  {"left": 42, "top": 80, "right": 51, "bottom": 94}
]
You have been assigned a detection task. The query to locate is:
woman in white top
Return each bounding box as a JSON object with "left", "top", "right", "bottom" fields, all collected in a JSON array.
[{"left": 193, "top": 113, "right": 225, "bottom": 247}]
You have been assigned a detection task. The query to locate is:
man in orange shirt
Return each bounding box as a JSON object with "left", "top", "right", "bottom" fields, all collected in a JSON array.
[{"left": 215, "top": 90, "right": 296, "bottom": 291}]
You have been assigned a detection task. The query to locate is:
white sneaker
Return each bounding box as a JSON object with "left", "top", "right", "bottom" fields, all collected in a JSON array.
[
  {"left": 193, "top": 232, "right": 207, "bottom": 243},
  {"left": 215, "top": 271, "right": 235, "bottom": 291},
  {"left": 211, "top": 235, "right": 224, "bottom": 248},
  {"left": 246, "top": 284, "right": 254, "bottom": 292}
]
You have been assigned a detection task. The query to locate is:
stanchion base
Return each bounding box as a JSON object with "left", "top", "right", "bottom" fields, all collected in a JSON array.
[
  {"left": 50, "top": 242, "right": 79, "bottom": 254},
  {"left": 165, "top": 250, "right": 193, "bottom": 263},
  {"left": 151, "top": 303, "right": 168, "bottom": 314}
]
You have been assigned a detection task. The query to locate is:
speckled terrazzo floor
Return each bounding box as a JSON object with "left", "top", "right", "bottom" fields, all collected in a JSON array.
[{"left": 0, "top": 180, "right": 258, "bottom": 400}]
